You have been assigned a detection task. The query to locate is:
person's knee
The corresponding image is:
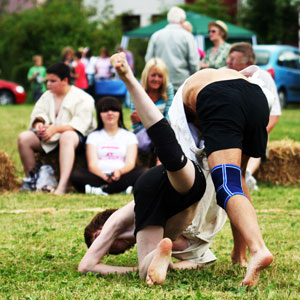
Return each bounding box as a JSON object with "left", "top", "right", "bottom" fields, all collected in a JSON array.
[
  {"left": 146, "top": 118, "right": 187, "bottom": 172},
  {"left": 18, "top": 131, "right": 38, "bottom": 149},
  {"left": 59, "top": 131, "right": 78, "bottom": 147},
  {"left": 210, "top": 164, "right": 246, "bottom": 210}
]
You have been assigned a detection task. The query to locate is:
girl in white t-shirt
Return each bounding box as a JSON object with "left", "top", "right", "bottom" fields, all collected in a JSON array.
[{"left": 70, "top": 97, "right": 146, "bottom": 194}]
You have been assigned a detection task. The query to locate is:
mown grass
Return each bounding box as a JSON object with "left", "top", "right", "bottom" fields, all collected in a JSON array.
[{"left": 0, "top": 104, "right": 300, "bottom": 299}]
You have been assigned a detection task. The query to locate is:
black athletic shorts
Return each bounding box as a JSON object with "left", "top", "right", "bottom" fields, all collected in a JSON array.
[
  {"left": 134, "top": 161, "right": 206, "bottom": 235},
  {"left": 196, "top": 79, "right": 269, "bottom": 158}
]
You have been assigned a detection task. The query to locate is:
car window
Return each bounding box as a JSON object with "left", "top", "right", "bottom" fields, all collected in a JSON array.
[
  {"left": 277, "top": 50, "right": 300, "bottom": 70},
  {"left": 254, "top": 50, "right": 270, "bottom": 66}
]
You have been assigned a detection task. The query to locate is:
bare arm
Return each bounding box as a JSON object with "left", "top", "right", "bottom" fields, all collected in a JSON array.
[
  {"left": 267, "top": 115, "right": 279, "bottom": 133},
  {"left": 78, "top": 201, "right": 136, "bottom": 275},
  {"left": 86, "top": 144, "right": 111, "bottom": 182},
  {"left": 111, "top": 143, "right": 138, "bottom": 181},
  {"left": 111, "top": 53, "right": 163, "bottom": 129}
]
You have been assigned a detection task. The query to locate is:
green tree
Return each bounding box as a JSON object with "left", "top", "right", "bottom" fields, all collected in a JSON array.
[
  {"left": 180, "top": 0, "right": 233, "bottom": 23},
  {"left": 0, "top": 0, "right": 122, "bottom": 89},
  {"left": 239, "top": 0, "right": 300, "bottom": 44}
]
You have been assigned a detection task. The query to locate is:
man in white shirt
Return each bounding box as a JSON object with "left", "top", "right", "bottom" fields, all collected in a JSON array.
[
  {"left": 18, "top": 62, "right": 96, "bottom": 194},
  {"left": 226, "top": 42, "right": 281, "bottom": 190},
  {"left": 145, "top": 7, "right": 199, "bottom": 91}
]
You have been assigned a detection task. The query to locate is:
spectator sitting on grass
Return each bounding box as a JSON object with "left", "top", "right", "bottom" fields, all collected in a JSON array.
[
  {"left": 70, "top": 96, "right": 147, "bottom": 195},
  {"left": 18, "top": 62, "right": 96, "bottom": 195}
]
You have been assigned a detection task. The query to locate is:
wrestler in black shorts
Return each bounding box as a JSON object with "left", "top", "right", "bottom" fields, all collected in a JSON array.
[
  {"left": 134, "top": 161, "right": 206, "bottom": 235},
  {"left": 196, "top": 79, "right": 269, "bottom": 158}
]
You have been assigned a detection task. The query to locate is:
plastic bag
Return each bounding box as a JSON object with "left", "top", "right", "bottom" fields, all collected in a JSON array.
[{"left": 36, "top": 165, "right": 58, "bottom": 191}]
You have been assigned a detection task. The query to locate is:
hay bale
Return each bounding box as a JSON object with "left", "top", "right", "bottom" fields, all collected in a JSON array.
[
  {"left": 0, "top": 150, "right": 20, "bottom": 192},
  {"left": 257, "top": 139, "right": 300, "bottom": 186}
]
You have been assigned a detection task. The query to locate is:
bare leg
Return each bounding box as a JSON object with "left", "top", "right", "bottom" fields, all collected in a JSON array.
[
  {"left": 230, "top": 223, "right": 248, "bottom": 267},
  {"left": 164, "top": 202, "right": 199, "bottom": 241},
  {"left": 247, "top": 157, "right": 261, "bottom": 175},
  {"left": 208, "top": 149, "right": 273, "bottom": 288},
  {"left": 18, "top": 131, "right": 43, "bottom": 175},
  {"left": 136, "top": 226, "right": 164, "bottom": 280},
  {"left": 111, "top": 52, "right": 195, "bottom": 194},
  {"left": 111, "top": 53, "right": 204, "bottom": 283},
  {"left": 146, "top": 238, "right": 172, "bottom": 286},
  {"left": 231, "top": 155, "right": 250, "bottom": 267},
  {"left": 172, "top": 260, "right": 205, "bottom": 270},
  {"left": 55, "top": 131, "right": 79, "bottom": 195},
  {"left": 136, "top": 204, "right": 198, "bottom": 285}
]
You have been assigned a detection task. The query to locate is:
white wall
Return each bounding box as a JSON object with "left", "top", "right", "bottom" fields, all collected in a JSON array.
[{"left": 85, "top": 0, "right": 185, "bottom": 26}]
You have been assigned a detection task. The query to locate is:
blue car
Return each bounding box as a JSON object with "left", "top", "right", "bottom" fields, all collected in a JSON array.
[{"left": 253, "top": 45, "right": 300, "bottom": 108}]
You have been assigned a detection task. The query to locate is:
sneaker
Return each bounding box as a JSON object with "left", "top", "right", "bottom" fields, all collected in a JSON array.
[
  {"left": 21, "top": 177, "right": 36, "bottom": 191},
  {"left": 125, "top": 186, "right": 133, "bottom": 195},
  {"left": 20, "top": 169, "right": 39, "bottom": 192},
  {"left": 85, "top": 184, "right": 108, "bottom": 196}
]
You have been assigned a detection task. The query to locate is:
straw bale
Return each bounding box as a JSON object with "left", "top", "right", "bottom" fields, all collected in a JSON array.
[
  {"left": 257, "top": 139, "right": 300, "bottom": 186},
  {"left": 0, "top": 150, "right": 19, "bottom": 192}
]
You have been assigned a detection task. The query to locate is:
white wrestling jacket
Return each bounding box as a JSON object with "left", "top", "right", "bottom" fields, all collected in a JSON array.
[{"left": 169, "top": 79, "right": 227, "bottom": 264}]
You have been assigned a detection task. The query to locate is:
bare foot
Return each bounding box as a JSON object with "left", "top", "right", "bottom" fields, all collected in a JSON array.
[
  {"left": 231, "top": 250, "right": 248, "bottom": 267},
  {"left": 172, "top": 260, "right": 205, "bottom": 270},
  {"left": 53, "top": 182, "right": 67, "bottom": 195},
  {"left": 241, "top": 247, "right": 273, "bottom": 288},
  {"left": 146, "top": 238, "right": 172, "bottom": 287},
  {"left": 53, "top": 187, "right": 66, "bottom": 195}
]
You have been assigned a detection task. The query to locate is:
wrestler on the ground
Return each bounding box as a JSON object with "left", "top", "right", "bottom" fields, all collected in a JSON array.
[
  {"left": 78, "top": 195, "right": 226, "bottom": 275},
  {"left": 110, "top": 53, "right": 273, "bottom": 288}
]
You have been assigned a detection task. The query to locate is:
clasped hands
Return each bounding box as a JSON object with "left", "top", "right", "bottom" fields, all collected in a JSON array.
[{"left": 34, "top": 122, "right": 57, "bottom": 142}]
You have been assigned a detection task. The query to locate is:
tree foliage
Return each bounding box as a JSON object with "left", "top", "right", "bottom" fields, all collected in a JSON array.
[
  {"left": 180, "top": 0, "right": 234, "bottom": 23},
  {"left": 0, "top": 0, "right": 122, "bottom": 88},
  {"left": 238, "top": 0, "right": 300, "bottom": 45}
]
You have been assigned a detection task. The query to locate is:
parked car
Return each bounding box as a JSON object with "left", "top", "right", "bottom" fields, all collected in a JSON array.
[
  {"left": 0, "top": 79, "right": 27, "bottom": 105},
  {"left": 253, "top": 45, "right": 300, "bottom": 108}
]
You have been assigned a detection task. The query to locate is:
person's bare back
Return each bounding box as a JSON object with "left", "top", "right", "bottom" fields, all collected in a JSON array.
[{"left": 182, "top": 68, "right": 247, "bottom": 112}]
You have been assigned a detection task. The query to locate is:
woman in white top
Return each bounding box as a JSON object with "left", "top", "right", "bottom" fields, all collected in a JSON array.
[{"left": 70, "top": 97, "right": 146, "bottom": 194}]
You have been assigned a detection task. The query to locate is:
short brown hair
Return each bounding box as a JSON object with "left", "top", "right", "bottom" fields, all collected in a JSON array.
[
  {"left": 84, "top": 209, "right": 117, "bottom": 248},
  {"left": 229, "top": 42, "right": 256, "bottom": 65}
]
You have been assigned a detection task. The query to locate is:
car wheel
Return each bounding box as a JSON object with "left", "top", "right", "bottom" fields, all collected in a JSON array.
[
  {"left": 278, "top": 89, "right": 287, "bottom": 109},
  {"left": 0, "top": 90, "right": 15, "bottom": 105}
]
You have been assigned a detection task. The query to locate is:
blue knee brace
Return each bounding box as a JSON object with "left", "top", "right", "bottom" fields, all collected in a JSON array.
[{"left": 210, "top": 164, "right": 246, "bottom": 210}]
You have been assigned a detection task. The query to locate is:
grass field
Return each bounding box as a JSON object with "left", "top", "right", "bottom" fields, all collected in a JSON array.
[{"left": 0, "top": 104, "right": 300, "bottom": 299}]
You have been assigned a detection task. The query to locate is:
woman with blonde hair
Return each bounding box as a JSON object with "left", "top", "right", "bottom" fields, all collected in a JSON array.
[{"left": 130, "top": 58, "right": 174, "bottom": 159}]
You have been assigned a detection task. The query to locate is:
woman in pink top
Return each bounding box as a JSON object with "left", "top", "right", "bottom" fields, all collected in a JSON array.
[{"left": 95, "top": 47, "right": 113, "bottom": 80}]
